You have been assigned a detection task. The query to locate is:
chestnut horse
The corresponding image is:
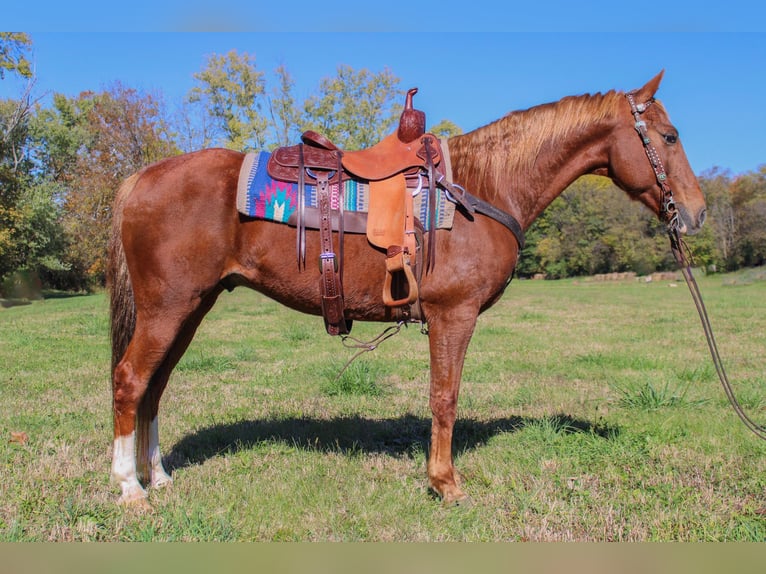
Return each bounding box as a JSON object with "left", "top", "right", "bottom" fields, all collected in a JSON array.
[{"left": 108, "top": 71, "right": 706, "bottom": 505}]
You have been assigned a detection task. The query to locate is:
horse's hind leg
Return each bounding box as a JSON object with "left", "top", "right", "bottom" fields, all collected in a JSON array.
[
  {"left": 112, "top": 315, "right": 184, "bottom": 504},
  {"left": 111, "top": 293, "right": 218, "bottom": 504},
  {"left": 134, "top": 289, "right": 222, "bottom": 491}
]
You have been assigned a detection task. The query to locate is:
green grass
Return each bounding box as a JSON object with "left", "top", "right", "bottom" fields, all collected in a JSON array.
[
  {"left": 320, "top": 360, "right": 387, "bottom": 397},
  {"left": 2, "top": 269, "right": 766, "bottom": 541}
]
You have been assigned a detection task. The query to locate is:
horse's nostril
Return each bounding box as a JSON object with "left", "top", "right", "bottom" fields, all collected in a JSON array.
[{"left": 699, "top": 208, "right": 707, "bottom": 227}]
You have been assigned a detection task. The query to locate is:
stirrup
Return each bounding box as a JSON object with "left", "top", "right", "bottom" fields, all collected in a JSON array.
[{"left": 382, "top": 246, "right": 419, "bottom": 307}]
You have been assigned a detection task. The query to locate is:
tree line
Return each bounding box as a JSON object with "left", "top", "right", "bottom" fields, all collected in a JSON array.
[
  {"left": 1, "top": 33, "right": 765, "bottom": 297},
  {"left": 517, "top": 167, "right": 766, "bottom": 279}
]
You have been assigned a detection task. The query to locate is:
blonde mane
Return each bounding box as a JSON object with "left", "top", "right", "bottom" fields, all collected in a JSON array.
[{"left": 449, "top": 89, "right": 631, "bottom": 200}]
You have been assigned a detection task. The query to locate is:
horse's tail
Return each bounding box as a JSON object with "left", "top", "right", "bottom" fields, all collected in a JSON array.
[
  {"left": 108, "top": 172, "right": 140, "bottom": 374},
  {"left": 108, "top": 172, "right": 156, "bottom": 483}
]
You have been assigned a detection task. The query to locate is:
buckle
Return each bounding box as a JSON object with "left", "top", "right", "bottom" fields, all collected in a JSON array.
[{"left": 319, "top": 252, "right": 338, "bottom": 272}]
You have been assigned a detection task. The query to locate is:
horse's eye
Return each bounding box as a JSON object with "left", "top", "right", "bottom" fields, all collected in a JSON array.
[{"left": 662, "top": 133, "right": 678, "bottom": 145}]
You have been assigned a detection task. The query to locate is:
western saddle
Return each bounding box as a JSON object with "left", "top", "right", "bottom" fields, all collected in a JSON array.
[
  {"left": 267, "top": 88, "right": 442, "bottom": 335},
  {"left": 267, "top": 88, "right": 525, "bottom": 336}
]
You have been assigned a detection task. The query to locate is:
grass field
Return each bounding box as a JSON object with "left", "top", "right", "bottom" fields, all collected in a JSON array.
[{"left": 2, "top": 269, "right": 766, "bottom": 541}]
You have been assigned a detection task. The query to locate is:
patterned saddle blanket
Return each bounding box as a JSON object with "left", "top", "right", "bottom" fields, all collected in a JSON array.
[{"left": 236, "top": 151, "right": 456, "bottom": 231}]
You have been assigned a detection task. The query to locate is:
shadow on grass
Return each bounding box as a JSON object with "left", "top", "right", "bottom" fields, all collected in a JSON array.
[
  {"left": 165, "top": 413, "right": 620, "bottom": 473},
  {"left": 1, "top": 298, "right": 34, "bottom": 308},
  {"left": 40, "top": 290, "right": 91, "bottom": 300},
  {"left": 1, "top": 291, "right": 90, "bottom": 308}
]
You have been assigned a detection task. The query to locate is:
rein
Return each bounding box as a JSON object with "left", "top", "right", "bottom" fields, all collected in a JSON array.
[
  {"left": 627, "top": 91, "right": 766, "bottom": 441},
  {"left": 335, "top": 322, "right": 406, "bottom": 381}
]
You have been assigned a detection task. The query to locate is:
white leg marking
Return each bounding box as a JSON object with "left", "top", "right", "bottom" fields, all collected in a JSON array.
[
  {"left": 149, "top": 417, "right": 173, "bottom": 488},
  {"left": 112, "top": 432, "right": 147, "bottom": 503}
]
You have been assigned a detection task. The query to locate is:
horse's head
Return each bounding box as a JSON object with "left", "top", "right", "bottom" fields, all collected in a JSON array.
[{"left": 594, "top": 71, "right": 707, "bottom": 235}]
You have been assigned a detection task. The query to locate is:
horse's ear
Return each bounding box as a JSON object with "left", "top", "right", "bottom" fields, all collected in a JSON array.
[{"left": 635, "top": 70, "right": 665, "bottom": 100}]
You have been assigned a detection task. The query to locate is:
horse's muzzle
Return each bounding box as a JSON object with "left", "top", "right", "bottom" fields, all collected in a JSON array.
[{"left": 678, "top": 205, "right": 706, "bottom": 235}]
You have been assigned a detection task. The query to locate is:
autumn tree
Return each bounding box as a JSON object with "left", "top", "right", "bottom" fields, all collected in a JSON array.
[{"left": 53, "top": 84, "right": 178, "bottom": 284}]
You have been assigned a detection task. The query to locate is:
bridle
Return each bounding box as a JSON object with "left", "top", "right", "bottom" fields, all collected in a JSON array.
[
  {"left": 627, "top": 91, "right": 766, "bottom": 442},
  {"left": 626, "top": 92, "right": 680, "bottom": 233}
]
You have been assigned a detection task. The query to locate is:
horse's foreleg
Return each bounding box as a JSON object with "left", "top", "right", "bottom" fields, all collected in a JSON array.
[{"left": 425, "top": 308, "right": 478, "bottom": 504}]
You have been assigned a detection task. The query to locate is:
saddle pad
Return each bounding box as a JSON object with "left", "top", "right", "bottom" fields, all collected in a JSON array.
[{"left": 236, "top": 151, "right": 456, "bottom": 230}]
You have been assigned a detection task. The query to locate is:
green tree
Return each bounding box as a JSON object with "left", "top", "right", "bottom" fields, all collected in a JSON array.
[
  {"left": 698, "top": 168, "right": 735, "bottom": 269},
  {"left": 183, "top": 59, "right": 404, "bottom": 151},
  {"left": 172, "top": 97, "right": 216, "bottom": 153},
  {"left": 518, "top": 175, "right": 682, "bottom": 279},
  {"left": 30, "top": 93, "right": 93, "bottom": 183},
  {"left": 187, "top": 50, "right": 268, "bottom": 151},
  {"left": 0, "top": 112, "right": 70, "bottom": 294},
  {"left": 731, "top": 166, "right": 766, "bottom": 268},
  {"left": 302, "top": 65, "right": 402, "bottom": 150},
  {"left": 429, "top": 119, "right": 463, "bottom": 139},
  {"left": 268, "top": 64, "right": 301, "bottom": 149},
  {"left": 10, "top": 182, "right": 68, "bottom": 276},
  {"left": 0, "top": 33, "right": 32, "bottom": 80},
  {"left": 1, "top": 92, "right": 40, "bottom": 290},
  {"left": 0, "top": 32, "right": 53, "bottom": 294}
]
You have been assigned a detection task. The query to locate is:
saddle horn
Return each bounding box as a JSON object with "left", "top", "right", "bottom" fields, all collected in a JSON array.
[{"left": 397, "top": 88, "right": 426, "bottom": 143}]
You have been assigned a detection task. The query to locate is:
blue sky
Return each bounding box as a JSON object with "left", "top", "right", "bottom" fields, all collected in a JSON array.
[{"left": 2, "top": 29, "right": 765, "bottom": 175}]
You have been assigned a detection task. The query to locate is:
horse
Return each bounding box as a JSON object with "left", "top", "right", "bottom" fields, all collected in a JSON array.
[{"left": 108, "top": 71, "right": 707, "bottom": 506}]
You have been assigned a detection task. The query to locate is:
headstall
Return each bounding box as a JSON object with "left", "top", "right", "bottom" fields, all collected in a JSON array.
[{"left": 626, "top": 91, "right": 681, "bottom": 235}]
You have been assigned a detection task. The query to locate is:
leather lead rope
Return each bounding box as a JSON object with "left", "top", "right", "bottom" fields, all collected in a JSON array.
[
  {"left": 670, "top": 232, "right": 766, "bottom": 441},
  {"left": 335, "top": 322, "right": 405, "bottom": 381},
  {"left": 627, "top": 91, "right": 766, "bottom": 441}
]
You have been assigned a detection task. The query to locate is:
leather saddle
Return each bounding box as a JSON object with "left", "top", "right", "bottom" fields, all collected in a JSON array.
[{"left": 266, "top": 88, "right": 442, "bottom": 335}]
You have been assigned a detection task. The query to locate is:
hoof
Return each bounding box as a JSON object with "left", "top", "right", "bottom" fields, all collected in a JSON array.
[
  {"left": 151, "top": 474, "right": 173, "bottom": 489},
  {"left": 441, "top": 490, "right": 473, "bottom": 508},
  {"left": 117, "top": 497, "right": 152, "bottom": 514},
  {"left": 118, "top": 489, "right": 151, "bottom": 512},
  {"left": 430, "top": 481, "right": 470, "bottom": 506},
  {"left": 445, "top": 494, "right": 474, "bottom": 508}
]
